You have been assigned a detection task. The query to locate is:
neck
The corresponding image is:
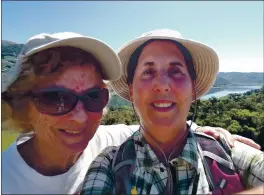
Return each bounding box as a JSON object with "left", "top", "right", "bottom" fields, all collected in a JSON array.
[
  {"left": 142, "top": 122, "right": 189, "bottom": 161},
  {"left": 18, "top": 135, "right": 82, "bottom": 176}
]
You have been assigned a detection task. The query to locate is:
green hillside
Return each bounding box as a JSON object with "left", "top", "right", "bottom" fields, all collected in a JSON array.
[
  {"left": 213, "top": 76, "right": 230, "bottom": 87},
  {"left": 103, "top": 87, "right": 264, "bottom": 150},
  {"left": 1, "top": 41, "right": 24, "bottom": 72},
  {"left": 2, "top": 40, "right": 19, "bottom": 46},
  {"left": 1, "top": 41, "right": 24, "bottom": 58},
  {"left": 219, "top": 72, "right": 263, "bottom": 86}
]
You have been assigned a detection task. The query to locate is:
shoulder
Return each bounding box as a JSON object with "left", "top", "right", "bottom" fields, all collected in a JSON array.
[
  {"left": 231, "top": 141, "right": 264, "bottom": 187},
  {"left": 82, "top": 146, "right": 118, "bottom": 194},
  {"left": 89, "top": 124, "right": 139, "bottom": 148},
  {"left": 194, "top": 131, "right": 232, "bottom": 153},
  {"left": 2, "top": 142, "right": 24, "bottom": 193},
  {"left": 84, "top": 126, "right": 139, "bottom": 168},
  {"left": 89, "top": 131, "right": 138, "bottom": 169},
  {"left": 89, "top": 146, "right": 118, "bottom": 168},
  {"left": 231, "top": 141, "right": 264, "bottom": 164},
  {"left": 2, "top": 141, "right": 20, "bottom": 170},
  {"left": 96, "top": 124, "right": 139, "bottom": 138}
]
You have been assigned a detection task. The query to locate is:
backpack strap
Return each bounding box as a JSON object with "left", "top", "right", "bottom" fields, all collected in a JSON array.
[
  {"left": 194, "top": 132, "right": 244, "bottom": 194},
  {"left": 112, "top": 137, "right": 136, "bottom": 195},
  {"left": 202, "top": 151, "right": 234, "bottom": 170},
  {"left": 112, "top": 137, "right": 136, "bottom": 172}
]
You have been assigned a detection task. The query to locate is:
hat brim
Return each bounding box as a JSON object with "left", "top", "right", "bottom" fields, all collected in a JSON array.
[
  {"left": 26, "top": 36, "right": 122, "bottom": 81},
  {"left": 110, "top": 36, "right": 219, "bottom": 102}
]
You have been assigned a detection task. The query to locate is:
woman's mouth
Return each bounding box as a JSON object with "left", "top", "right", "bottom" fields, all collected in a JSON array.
[
  {"left": 58, "top": 128, "right": 83, "bottom": 135},
  {"left": 153, "top": 102, "right": 173, "bottom": 107},
  {"left": 151, "top": 101, "right": 176, "bottom": 112}
]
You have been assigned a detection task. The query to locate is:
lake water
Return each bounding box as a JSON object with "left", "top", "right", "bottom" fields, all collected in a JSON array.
[{"left": 200, "top": 85, "right": 263, "bottom": 100}]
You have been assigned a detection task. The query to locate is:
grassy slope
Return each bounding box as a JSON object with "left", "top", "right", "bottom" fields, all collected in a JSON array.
[{"left": 2, "top": 131, "right": 18, "bottom": 151}]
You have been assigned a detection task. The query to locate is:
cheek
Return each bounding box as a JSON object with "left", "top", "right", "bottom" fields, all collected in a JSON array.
[
  {"left": 31, "top": 114, "right": 57, "bottom": 137},
  {"left": 132, "top": 81, "right": 153, "bottom": 117},
  {"left": 132, "top": 80, "right": 152, "bottom": 101},
  {"left": 171, "top": 78, "right": 193, "bottom": 100},
  {"left": 28, "top": 103, "right": 58, "bottom": 132},
  {"left": 87, "top": 112, "right": 103, "bottom": 121}
]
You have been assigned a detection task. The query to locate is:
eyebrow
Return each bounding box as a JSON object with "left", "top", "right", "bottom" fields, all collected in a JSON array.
[
  {"left": 143, "top": 61, "right": 184, "bottom": 67},
  {"left": 143, "top": 61, "right": 154, "bottom": 66},
  {"left": 169, "top": 61, "right": 184, "bottom": 67}
]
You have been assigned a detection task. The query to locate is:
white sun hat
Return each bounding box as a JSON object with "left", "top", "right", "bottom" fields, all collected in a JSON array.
[
  {"left": 110, "top": 29, "right": 219, "bottom": 101},
  {"left": 2, "top": 32, "right": 122, "bottom": 93}
]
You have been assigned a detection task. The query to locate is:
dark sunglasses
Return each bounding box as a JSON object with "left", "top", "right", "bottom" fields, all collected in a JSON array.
[{"left": 28, "top": 87, "right": 109, "bottom": 116}]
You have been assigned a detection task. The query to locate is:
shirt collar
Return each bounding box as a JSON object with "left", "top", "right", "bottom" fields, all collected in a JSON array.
[{"left": 132, "top": 129, "right": 199, "bottom": 171}]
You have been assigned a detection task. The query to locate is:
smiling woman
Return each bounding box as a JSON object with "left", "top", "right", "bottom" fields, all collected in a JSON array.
[
  {"left": 80, "top": 29, "right": 264, "bottom": 195},
  {"left": 1, "top": 32, "right": 123, "bottom": 194},
  {"left": 129, "top": 40, "right": 194, "bottom": 134},
  {"left": 3, "top": 46, "right": 109, "bottom": 169}
]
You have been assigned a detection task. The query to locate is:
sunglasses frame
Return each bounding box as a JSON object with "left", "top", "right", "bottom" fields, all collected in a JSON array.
[{"left": 28, "top": 87, "right": 109, "bottom": 116}]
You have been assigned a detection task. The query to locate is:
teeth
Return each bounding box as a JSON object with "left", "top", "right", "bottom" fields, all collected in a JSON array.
[
  {"left": 61, "top": 129, "right": 81, "bottom": 134},
  {"left": 153, "top": 103, "right": 173, "bottom": 108}
]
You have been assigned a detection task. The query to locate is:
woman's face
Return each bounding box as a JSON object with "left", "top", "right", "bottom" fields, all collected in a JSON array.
[
  {"left": 130, "top": 40, "right": 194, "bottom": 129},
  {"left": 28, "top": 61, "right": 106, "bottom": 154}
]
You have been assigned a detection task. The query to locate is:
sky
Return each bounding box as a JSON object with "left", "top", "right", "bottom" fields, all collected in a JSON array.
[{"left": 1, "top": 1, "right": 263, "bottom": 72}]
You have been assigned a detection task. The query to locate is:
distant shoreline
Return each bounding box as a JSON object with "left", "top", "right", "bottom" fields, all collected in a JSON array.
[
  {"left": 202, "top": 85, "right": 263, "bottom": 100},
  {"left": 212, "top": 84, "right": 263, "bottom": 89}
]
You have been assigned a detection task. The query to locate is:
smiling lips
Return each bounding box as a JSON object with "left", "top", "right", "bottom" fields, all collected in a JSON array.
[
  {"left": 151, "top": 100, "right": 176, "bottom": 111},
  {"left": 58, "top": 128, "right": 83, "bottom": 135}
]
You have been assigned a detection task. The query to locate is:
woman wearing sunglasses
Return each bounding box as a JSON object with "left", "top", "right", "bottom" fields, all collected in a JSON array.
[
  {"left": 81, "top": 29, "right": 263, "bottom": 195},
  {"left": 1, "top": 32, "right": 126, "bottom": 194},
  {"left": 1, "top": 32, "right": 260, "bottom": 194}
]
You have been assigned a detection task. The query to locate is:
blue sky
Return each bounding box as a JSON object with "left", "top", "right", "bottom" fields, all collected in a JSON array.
[{"left": 2, "top": 1, "right": 263, "bottom": 72}]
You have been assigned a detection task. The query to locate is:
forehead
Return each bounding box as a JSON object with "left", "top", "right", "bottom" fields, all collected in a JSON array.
[
  {"left": 138, "top": 40, "right": 185, "bottom": 61},
  {"left": 37, "top": 64, "right": 104, "bottom": 92}
]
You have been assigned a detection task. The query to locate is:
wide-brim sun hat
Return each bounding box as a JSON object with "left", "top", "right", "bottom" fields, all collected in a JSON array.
[
  {"left": 2, "top": 32, "right": 122, "bottom": 93},
  {"left": 110, "top": 29, "right": 219, "bottom": 101}
]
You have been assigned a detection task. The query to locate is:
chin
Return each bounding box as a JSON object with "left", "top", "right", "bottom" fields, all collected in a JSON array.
[
  {"left": 62, "top": 140, "right": 90, "bottom": 154},
  {"left": 148, "top": 116, "right": 177, "bottom": 127}
]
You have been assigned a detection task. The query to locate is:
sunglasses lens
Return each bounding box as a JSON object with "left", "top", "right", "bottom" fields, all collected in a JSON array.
[
  {"left": 83, "top": 88, "right": 109, "bottom": 112},
  {"left": 32, "top": 88, "right": 109, "bottom": 115},
  {"left": 33, "top": 90, "right": 76, "bottom": 115}
]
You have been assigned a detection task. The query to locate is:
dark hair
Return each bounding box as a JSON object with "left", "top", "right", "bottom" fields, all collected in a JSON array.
[{"left": 126, "top": 39, "right": 196, "bottom": 84}]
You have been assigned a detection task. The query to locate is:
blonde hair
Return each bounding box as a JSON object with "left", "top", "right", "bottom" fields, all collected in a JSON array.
[{"left": 2, "top": 46, "right": 109, "bottom": 133}]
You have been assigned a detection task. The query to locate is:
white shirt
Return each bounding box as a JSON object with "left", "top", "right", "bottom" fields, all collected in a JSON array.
[
  {"left": 2, "top": 125, "right": 138, "bottom": 194},
  {"left": 2, "top": 122, "right": 198, "bottom": 194}
]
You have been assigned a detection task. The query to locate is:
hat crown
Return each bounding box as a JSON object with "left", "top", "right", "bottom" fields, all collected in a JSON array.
[
  {"left": 21, "top": 32, "right": 84, "bottom": 55},
  {"left": 140, "top": 29, "right": 183, "bottom": 39}
]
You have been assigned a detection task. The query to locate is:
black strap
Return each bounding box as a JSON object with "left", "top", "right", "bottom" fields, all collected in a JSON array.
[{"left": 191, "top": 173, "right": 200, "bottom": 195}]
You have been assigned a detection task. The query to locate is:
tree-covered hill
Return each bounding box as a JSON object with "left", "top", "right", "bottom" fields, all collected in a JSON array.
[
  {"left": 2, "top": 41, "right": 24, "bottom": 58},
  {"left": 213, "top": 76, "right": 230, "bottom": 87},
  {"left": 219, "top": 72, "right": 263, "bottom": 86},
  {"left": 102, "top": 87, "right": 264, "bottom": 150}
]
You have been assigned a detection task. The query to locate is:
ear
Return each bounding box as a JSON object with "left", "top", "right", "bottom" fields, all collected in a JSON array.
[{"left": 129, "top": 84, "right": 134, "bottom": 102}]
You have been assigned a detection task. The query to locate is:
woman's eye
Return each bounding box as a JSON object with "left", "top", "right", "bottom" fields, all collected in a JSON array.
[
  {"left": 168, "top": 68, "right": 183, "bottom": 76},
  {"left": 143, "top": 69, "right": 155, "bottom": 75}
]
